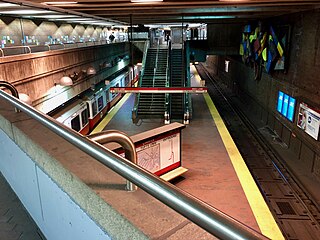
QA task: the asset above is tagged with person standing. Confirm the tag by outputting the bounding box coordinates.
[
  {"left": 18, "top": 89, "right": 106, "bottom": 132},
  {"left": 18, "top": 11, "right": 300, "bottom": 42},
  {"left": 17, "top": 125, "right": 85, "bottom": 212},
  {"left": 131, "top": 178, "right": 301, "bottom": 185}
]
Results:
[
  {"left": 109, "top": 32, "right": 115, "bottom": 43},
  {"left": 165, "top": 33, "right": 170, "bottom": 45}
]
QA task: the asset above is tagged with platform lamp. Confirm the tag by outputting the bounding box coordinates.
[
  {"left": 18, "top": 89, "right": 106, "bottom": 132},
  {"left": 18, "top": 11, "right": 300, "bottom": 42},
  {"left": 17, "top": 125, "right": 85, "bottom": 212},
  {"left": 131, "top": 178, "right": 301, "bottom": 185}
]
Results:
[
  {"left": 0, "top": 80, "right": 32, "bottom": 108},
  {"left": 86, "top": 66, "right": 97, "bottom": 75},
  {"left": 59, "top": 75, "right": 73, "bottom": 86}
]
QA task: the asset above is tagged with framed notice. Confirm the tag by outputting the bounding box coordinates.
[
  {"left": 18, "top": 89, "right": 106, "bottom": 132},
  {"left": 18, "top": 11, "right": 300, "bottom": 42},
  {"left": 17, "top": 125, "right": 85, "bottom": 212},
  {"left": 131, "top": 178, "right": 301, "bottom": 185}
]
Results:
[
  {"left": 107, "top": 123, "right": 186, "bottom": 177},
  {"left": 297, "top": 103, "right": 320, "bottom": 140}
]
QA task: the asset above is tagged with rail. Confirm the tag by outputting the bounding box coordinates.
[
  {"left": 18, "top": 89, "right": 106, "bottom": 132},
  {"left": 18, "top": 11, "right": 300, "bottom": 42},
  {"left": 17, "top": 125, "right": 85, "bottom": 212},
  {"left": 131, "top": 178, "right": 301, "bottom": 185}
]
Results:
[
  {"left": 165, "top": 41, "right": 171, "bottom": 124},
  {"left": 0, "top": 89, "right": 269, "bottom": 240},
  {"left": 88, "top": 130, "right": 137, "bottom": 191},
  {"left": 184, "top": 41, "right": 192, "bottom": 123},
  {"left": 0, "top": 40, "right": 113, "bottom": 57},
  {"left": 132, "top": 40, "right": 150, "bottom": 123}
]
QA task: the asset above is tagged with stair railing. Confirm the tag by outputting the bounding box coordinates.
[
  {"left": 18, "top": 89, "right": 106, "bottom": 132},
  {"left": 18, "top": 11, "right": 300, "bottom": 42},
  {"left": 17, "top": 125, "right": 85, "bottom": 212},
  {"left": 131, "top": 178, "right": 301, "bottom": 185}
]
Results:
[
  {"left": 150, "top": 44, "right": 160, "bottom": 108},
  {"left": 164, "top": 42, "right": 171, "bottom": 124},
  {"left": 132, "top": 40, "right": 150, "bottom": 123},
  {"left": 183, "top": 41, "right": 192, "bottom": 124},
  {"left": 0, "top": 89, "right": 269, "bottom": 240}
]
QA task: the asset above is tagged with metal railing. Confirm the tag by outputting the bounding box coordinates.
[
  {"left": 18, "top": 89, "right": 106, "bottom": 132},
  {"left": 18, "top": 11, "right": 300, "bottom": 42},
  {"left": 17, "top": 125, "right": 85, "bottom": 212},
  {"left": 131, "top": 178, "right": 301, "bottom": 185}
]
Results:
[
  {"left": 88, "top": 130, "right": 138, "bottom": 191},
  {"left": 0, "top": 89, "right": 269, "bottom": 240},
  {"left": 0, "top": 40, "right": 112, "bottom": 57},
  {"left": 165, "top": 41, "right": 171, "bottom": 124},
  {"left": 184, "top": 41, "right": 192, "bottom": 123},
  {"left": 132, "top": 40, "right": 150, "bottom": 122}
]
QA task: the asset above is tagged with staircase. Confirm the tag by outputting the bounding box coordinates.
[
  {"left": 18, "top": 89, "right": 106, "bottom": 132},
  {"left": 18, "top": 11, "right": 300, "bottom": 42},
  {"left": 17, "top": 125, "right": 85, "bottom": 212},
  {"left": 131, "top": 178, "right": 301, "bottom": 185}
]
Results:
[
  {"left": 170, "top": 48, "right": 185, "bottom": 120},
  {"left": 137, "top": 48, "right": 168, "bottom": 118}
]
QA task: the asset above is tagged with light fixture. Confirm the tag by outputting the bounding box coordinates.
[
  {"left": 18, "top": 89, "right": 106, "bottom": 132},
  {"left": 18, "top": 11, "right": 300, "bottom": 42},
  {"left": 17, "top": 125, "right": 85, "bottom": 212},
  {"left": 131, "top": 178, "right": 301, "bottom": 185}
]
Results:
[
  {"left": 0, "top": 80, "right": 32, "bottom": 105},
  {"left": 0, "top": 10, "right": 53, "bottom": 15},
  {"left": 18, "top": 93, "right": 33, "bottom": 105},
  {"left": 86, "top": 66, "right": 97, "bottom": 75},
  {"left": 59, "top": 76, "right": 73, "bottom": 86},
  {"left": 131, "top": 0, "right": 163, "bottom": 2},
  {"left": 43, "top": 1, "right": 78, "bottom": 5}
]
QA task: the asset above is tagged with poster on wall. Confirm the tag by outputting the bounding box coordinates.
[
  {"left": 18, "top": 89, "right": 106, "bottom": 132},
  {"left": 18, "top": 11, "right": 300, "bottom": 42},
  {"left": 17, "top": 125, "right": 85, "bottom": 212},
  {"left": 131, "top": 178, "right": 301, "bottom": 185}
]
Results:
[
  {"left": 297, "top": 103, "right": 320, "bottom": 140},
  {"left": 114, "top": 124, "right": 184, "bottom": 177},
  {"left": 134, "top": 132, "right": 180, "bottom": 175}
]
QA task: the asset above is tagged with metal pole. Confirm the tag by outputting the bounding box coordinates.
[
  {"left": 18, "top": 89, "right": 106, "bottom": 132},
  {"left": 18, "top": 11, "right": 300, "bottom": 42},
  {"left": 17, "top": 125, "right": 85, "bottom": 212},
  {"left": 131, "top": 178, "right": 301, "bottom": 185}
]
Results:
[
  {"left": 0, "top": 89, "right": 269, "bottom": 240},
  {"left": 88, "top": 130, "right": 138, "bottom": 191}
]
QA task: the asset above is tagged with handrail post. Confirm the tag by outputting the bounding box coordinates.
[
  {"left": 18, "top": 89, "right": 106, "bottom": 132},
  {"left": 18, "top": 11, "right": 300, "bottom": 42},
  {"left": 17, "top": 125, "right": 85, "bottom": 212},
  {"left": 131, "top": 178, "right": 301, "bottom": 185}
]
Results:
[
  {"left": 26, "top": 46, "right": 31, "bottom": 54},
  {"left": 0, "top": 81, "right": 19, "bottom": 112},
  {"left": 88, "top": 130, "right": 138, "bottom": 191}
]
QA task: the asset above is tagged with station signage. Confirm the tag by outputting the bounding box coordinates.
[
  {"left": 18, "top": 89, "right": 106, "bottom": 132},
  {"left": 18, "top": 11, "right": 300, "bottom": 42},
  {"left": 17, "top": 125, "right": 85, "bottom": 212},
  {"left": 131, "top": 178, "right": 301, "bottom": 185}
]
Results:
[
  {"left": 297, "top": 103, "right": 320, "bottom": 140},
  {"left": 107, "top": 123, "right": 186, "bottom": 177},
  {"left": 277, "top": 91, "right": 296, "bottom": 122}
]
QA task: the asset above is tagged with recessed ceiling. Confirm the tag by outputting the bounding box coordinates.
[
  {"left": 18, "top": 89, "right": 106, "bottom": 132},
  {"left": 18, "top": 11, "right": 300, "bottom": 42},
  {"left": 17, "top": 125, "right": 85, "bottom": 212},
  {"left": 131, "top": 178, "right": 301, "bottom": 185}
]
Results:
[{"left": 1, "top": 0, "right": 320, "bottom": 26}]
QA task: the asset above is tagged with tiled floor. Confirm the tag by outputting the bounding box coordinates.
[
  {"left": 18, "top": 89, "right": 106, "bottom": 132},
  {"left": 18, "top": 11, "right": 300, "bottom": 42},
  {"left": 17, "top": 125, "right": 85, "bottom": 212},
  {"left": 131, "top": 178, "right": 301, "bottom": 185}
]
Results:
[{"left": 0, "top": 173, "right": 44, "bottom": 240}]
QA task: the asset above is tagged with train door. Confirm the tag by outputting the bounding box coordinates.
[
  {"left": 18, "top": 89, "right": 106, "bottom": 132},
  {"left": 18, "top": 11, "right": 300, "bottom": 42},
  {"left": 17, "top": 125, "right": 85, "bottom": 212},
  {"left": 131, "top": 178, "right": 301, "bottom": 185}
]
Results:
[{"left": 79, "top": 107, "right": 90, "bottom": 134}]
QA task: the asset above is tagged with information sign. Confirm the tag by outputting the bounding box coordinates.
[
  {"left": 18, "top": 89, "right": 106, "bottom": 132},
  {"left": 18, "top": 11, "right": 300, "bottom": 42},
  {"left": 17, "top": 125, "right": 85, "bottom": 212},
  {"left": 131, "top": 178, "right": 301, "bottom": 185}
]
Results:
[
  {"left": 282, "top": 94, "right": 289, "bottom": 117},
  {"left": 107, "top": 123, "right": 185, "bottom": 177},
  {"left": 297, "top": 103, "right": 320, "bottom": 140},
  {"left": 277, "top": 91, "right": 284, "bottom": 113},
  {"left": 287, "top": 97, "right": 296, "bottom": 122},
  {"left": 277, "top": 91, "right": 296, "bottom": 122}
]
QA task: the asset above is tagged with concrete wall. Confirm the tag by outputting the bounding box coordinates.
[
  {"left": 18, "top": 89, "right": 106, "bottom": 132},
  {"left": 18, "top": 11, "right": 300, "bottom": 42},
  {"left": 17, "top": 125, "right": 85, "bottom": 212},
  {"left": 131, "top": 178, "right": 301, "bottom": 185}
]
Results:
[
  {"left": 0, "top": 97, "right": 147, "bottom": 240},
  {"left": 204, "top": 9, "right": 320, "bottom": 188},
  {"left": 206, "top": 23, "right": 242, "bottom": 55}
]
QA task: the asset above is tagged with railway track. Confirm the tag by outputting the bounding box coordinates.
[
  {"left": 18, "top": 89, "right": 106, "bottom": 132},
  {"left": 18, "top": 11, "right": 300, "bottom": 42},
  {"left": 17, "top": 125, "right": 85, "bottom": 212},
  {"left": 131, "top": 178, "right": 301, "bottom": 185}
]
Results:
[{"left": 196, "top": 64, "right": 320, "bottom": 240}]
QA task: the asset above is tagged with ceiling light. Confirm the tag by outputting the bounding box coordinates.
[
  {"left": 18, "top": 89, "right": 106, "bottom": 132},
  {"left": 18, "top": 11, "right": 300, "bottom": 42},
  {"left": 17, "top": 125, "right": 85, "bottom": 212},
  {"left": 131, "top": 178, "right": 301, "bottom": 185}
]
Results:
[
  {"left": 0, "top": 3, "right": 18, "bottom": 7},
  {"left": 86, "top": 66, "right": 96, "bottom": 75},
  {"left": 131, "top": 0, "right": 163, "bottom": 3},
  {"left": 43, "top": 2, "right": 78, "bottom": 5},
  {"left": 0, "top": 10, "right": 53, "bottom": 15},
  {"left": 32, "top": 14, "right": 78, "bottom": 19}
]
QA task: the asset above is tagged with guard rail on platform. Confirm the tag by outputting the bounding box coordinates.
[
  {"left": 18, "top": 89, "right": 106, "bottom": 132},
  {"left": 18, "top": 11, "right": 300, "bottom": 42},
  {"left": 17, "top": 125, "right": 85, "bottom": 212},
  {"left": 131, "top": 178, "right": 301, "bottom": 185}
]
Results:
[
  {"left": 0, "top": 40, "right": 112, "bottom": 57},
  {"left": 0, "top": 89, "right": 269, "bottom": 240}
]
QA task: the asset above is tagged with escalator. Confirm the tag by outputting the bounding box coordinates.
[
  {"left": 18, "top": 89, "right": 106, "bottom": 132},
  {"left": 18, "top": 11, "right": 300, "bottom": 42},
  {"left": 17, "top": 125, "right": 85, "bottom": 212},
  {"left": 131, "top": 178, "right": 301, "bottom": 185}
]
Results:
[
  {"left": 170, "top": 48, "right": 185, "bottom": 120},
  {"left": 136, "top": 48, "right": 168, "bottom": 119}
]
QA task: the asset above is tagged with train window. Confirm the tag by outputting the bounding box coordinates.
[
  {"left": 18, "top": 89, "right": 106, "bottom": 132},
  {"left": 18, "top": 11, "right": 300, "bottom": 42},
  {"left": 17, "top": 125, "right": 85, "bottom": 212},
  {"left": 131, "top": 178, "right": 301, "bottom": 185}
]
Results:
[
  {"left": 97, "top": 96, "right": 104, "bottom": 111},
  {"left": 111, "top": 83, "right": 120, "bottom": 99},
  {"left": 125, "top": 74, "right": 130, "bottom": 86},
  {"left": 81, "top": 108, "right": 89, "bottom": 126},
  {"left": 71, "top": 115, "right": 81, "bottom": 131},
  {"left": 92, "top": 101, "right": 98, "bottom": 116}
]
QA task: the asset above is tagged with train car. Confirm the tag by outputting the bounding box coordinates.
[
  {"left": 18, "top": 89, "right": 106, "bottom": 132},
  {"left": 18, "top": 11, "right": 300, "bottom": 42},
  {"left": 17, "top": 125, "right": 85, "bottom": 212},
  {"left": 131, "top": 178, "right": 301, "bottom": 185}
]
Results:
[
  {"left": 52, "top": 66, "right": 139, "bottom": 134},
  {"left": 52, "top": 99, "right": 90, "bottom": 135}
]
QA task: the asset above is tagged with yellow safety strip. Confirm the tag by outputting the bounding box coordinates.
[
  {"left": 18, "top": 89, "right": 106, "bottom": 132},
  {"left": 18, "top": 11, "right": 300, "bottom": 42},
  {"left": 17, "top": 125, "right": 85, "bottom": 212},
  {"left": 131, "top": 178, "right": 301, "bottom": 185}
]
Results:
[
  {"left": 203, "top": 93, "right": 284, "bottom": 240},
  {"left": 91, "top": 93, "right": 132, "bottom": 134}
]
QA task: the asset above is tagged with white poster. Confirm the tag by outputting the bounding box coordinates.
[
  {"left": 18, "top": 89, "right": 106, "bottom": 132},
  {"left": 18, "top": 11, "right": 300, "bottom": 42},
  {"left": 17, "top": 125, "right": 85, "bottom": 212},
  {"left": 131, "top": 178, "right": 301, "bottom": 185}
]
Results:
[
  {"left": 135, "top": 133, "right": 180, "bottom": 173},
  {"left": 119, "top": 132, "right": 181, "bottom": 174},
  {"left": 297, "top": 103, "right": 320, "bottom": 140}
]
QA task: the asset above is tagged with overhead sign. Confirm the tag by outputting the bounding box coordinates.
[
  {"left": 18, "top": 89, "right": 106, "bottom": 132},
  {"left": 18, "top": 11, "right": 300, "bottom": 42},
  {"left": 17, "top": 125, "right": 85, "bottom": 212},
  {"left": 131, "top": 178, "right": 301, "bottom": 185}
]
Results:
[
  {"left": 110, "top": 87, "right": 208, "bottom": 93},
  {"left": 297, "top": 103, "right": 320, "bottom": 140}
]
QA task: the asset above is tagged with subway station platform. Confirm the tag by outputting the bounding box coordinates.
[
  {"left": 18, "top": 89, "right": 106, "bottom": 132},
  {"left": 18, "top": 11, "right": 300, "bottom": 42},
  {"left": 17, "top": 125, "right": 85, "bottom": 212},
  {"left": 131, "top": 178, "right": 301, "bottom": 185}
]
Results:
[
  {"left": 85, "top": 65, "right": 284, "bottom": 239},
  {"left": 0, "top": 66, "right": 284, "bottom": 239}
]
